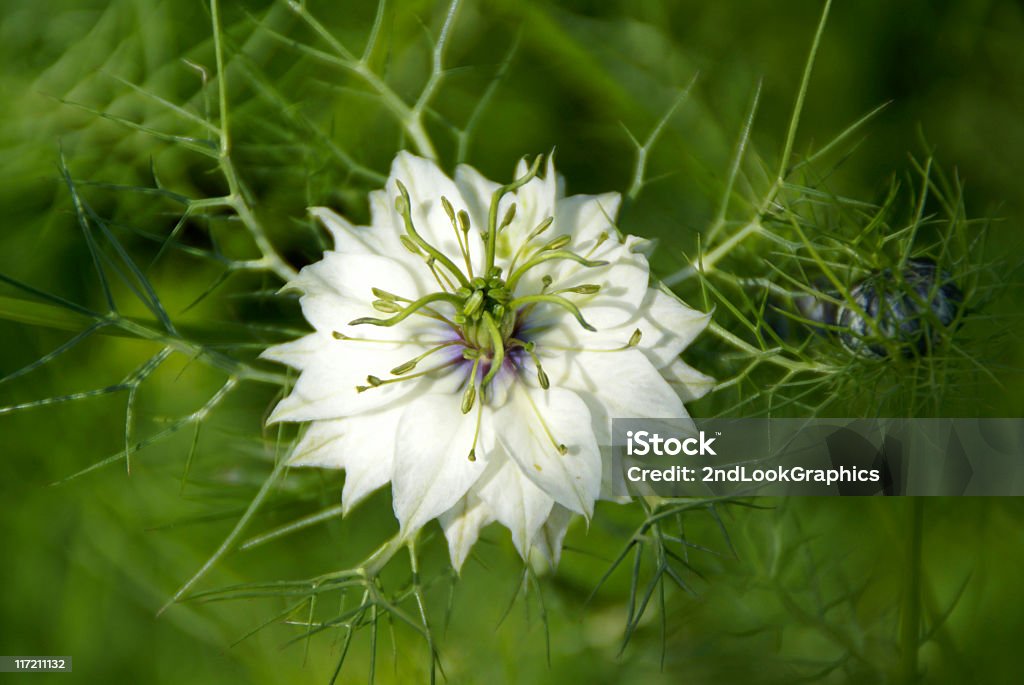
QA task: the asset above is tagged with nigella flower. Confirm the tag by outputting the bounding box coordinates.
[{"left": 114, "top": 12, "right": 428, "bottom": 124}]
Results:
[{"left": 263, "top": 152, "right": 712, "bottom": 570}]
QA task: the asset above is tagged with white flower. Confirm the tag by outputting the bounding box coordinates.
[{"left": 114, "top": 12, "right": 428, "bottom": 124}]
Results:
[{"left": 263, "top": 152, "right": 712, "bottom": 571}]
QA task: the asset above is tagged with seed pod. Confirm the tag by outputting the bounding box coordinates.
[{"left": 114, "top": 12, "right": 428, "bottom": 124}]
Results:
[{"left": 834, "top": 259, "right": 962, "bottom": 358}]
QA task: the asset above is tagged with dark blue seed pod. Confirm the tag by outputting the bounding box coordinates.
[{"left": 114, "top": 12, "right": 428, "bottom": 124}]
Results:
[{"left": 835, "top": 259, "right": 962, "bottom": 358}]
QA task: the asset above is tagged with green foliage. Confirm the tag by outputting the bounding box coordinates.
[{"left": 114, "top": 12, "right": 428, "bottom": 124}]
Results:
[{"left": 2, "top": 1, "right": 1024, "bottom": 684}]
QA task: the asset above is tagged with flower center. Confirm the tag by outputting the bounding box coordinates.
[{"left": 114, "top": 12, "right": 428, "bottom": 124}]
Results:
[{"left": 343, "top": 155, "right": 615, "bottom": 419}]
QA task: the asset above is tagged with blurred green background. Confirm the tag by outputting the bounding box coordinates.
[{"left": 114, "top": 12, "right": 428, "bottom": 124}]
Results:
[{"left": 2, "top": 0, "right": 1023, "bottom": 683}]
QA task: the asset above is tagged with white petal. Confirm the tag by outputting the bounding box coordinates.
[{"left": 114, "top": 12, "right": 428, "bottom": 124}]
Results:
[
  {"left": 266, "top": 340, "right": 464, "bottom": 422},
  {"left": 499, "top": 156, "right": 558, "bottom": 255},
  {"left": 517, "top": 235, "right": 650, "bottom": 330},
  {"left": 553, "top": 192, "right": 621, "bottom": 244},
  {"left": 454, "top": 164, "right": 500, "bottom": 232},
  {"left": 495, "top": 385, "right": 601, "bottom": 517},
  {"left": 392, "top": 394, "right": 490, "bottom": 534},
  {"left": 309, "top": 207, "right": 378, "bottom": 254},
  {"left": 632, "top": 287, "right": 710, "bottom": 368},
  {"left": 289, "top": 408, "right": 404, "bottom": 513},
  {"left": 532, "top": 504, "right": 574, "bottom": 568},
  {"left": 289, "top": 418, "right": 347, "bottom": 467},
  {"left": 261, "top": 332, "right": 325, "bottom": 371},
  {"left": 477, "top": 453, "right": 554, "bottom": 558},
  {"left": 438, "top": 493, "right": 493, "bottom": 572},
  {"left": 299, "top": 289, "right": 449, "bottom": 343},
  {"left": 387, "top": 152, "right": 485, "bottom": 273},
  {"left": 531, "top": 286, "right": 710, "bottom": 370},
  {"left": 661, "top": 358, "right": 716, "bottom": 403},
  {"left": 541, "top": 347, "right": 686, "bottom": 444},
  {"left": 292, "top": 251, "right": 425, "bottom": 304}
]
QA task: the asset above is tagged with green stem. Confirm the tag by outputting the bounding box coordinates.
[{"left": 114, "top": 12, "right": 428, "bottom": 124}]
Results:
[
  {"left": 350, "top": 292, "right": 463, "bottom": 327},
  {"left": 481, "top": 311, "right": 505, "bottom": 386},
  {"left": 899, "top": 497, "right": 924, "bottom": 684},
  {"left": 505, "top": 250, "right": 606, "bottom": 293},
  {"left": 485, "top": 155, "right": 543, "bottom": 272},
  {"left": 362, "top": 533, "right": 406, "bottom": 577}
]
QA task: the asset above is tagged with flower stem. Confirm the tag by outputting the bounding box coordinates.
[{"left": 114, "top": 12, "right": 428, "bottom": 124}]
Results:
[
  {"left": 362, "top": 533, "right": 406, "bottom": 577},
  {"left": 899, "top": 497, "right": 924, "bottom": 684}
]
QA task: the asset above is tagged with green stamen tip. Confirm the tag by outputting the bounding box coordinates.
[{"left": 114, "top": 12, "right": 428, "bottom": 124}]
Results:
[
  {"left": 530, "top": 217, "right": 554, "bottom": 240},
  {"left": 373, "top": 299, "right": 402, "bottom": 313},
  {"left": 400, "top": 235, "right": 421, "bottom": 255},
  {"left": 538, "top": 367, "right": 550, "bottom": 389},
  {"left": 557, "top": 444, "right": 568, "bottom": 455},
  {"left": 567, "top": 284, "right": 601, "bottom": 294},
  {"left": 545, "top": 235, "right": 571, "bottom": 251},
  {"left": 372, "top": 287, "right": 399, "bottom": 300},
  {"left": 391, "top": 360, "right": 418, "bottom": 375},
  {"left": 461, "top": 384, "right": 476, "bottom": 414},
  {"left": 500, "top": 203, "right": 517, "bottom": 229},
  {"left": 464, "top": 290, "right": 484, "bottom": 317},
  {"left": 332, "top": 331, "right": 349, "bottom": 340},
  {"left": 468, "top": 448, "right": 476, "bottom": 462},
  {"left": 441, "top": 196, "right": 456, "bottom": 223},
  {"left": 366, "top": 375, "right": 383, "bottom": 387},
  {"left": 394, "top": 194, "right": 409, "bottom": 215},
  {"left": 628, "top": 329, "right": 643, "bottom": 347},
  {"left": 457, "top": 210, "right": 471, "bottom": 233},
  {"left": 356, "top": 385, "right": 369, "bottom": 393}
]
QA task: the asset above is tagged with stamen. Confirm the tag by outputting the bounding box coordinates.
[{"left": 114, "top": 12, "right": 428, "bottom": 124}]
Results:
[
  {"left": 467, "top": 395, "right": 484, "bottom": 461},
  {"left": 522, "top": 387, "right": 569, "bottom": 456},
  {"left": 349, "top": 292, "right": 462, "bottom": 327},
  {"left": 442, "top": 195, "right": 475, "bottom": 280},
  {"left": 394, "top": 180, "right": 470, "bottom": 288},
  {"left": 507, "top": 216, "right": 555, "bottom": 275},
  {"left": 535, "top": 329, "right": 643, "bottom": 354},
  {"left": 529, "top": 217, "right": 555, "bottom": 240},
  {"left": 507, "top": 294, "right": 597, "bottom": 332},
  {"left": 542, "top": 235, "right": 571, "bottom": 251},
  {"left": 505, "top": 251, "right": 608, "bottom": 292},
  {"left": 332, "top": 331, "right": 450, "bottom": 346},
  {"left": 372, "top": 299, "right": 403, "bottom": 313},
  {"left": 556, "top": 284, "right": 601, "bottom": 295},
  {"left": 371, "top": 288, "right": 404, "bottom": 301},
  {"left": 390, "top": 341, "right": 461, "bottom": 375},
  {"left": 463, "top": 290, "right": 485, "bottom": 317},
  {"left": 584, "top": 232, "right": 610, "bottom": 259},
  {"left": 441, "top": 196, "right": 456, "bottom": 224},
  {"left": 485, "top": 155, "right": 544, "bottom": 273},
  {"left": 499, "top": 203, "right": 517, "bottom": 230},
  {"left": 355, "top": 358, "right": 461, "bottom": 393},
  {"left": 400, "top": 235, "right": 422, "bottom": 255},
  {"left": 522, "top": 342, "right": 550, "bottom": 389},
  {"left": 461, "top": 357, "right": 480, "bottom": 414},
  {"left": 427, "top": 257, "right": 457, "bottom": 293},
  {"left": 480, "top": 312, "right": 506, "bottom": 387}
]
